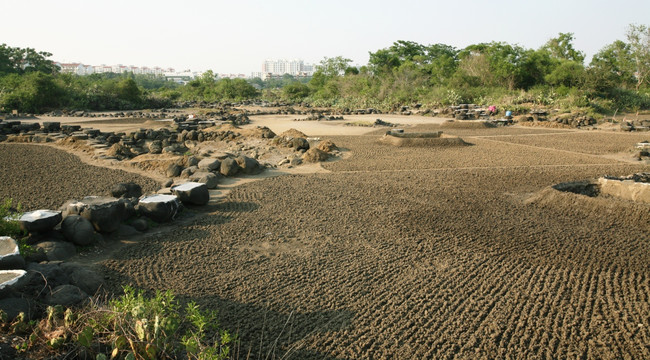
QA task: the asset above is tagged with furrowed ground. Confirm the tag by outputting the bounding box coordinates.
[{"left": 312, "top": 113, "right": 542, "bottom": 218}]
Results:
[{"left": 99, "top": 126, "right": 649, "bottom": 359}]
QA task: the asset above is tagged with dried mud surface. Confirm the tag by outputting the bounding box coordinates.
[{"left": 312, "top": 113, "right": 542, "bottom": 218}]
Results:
[
  {"left": 0, "top": 144, "right": 159, "bottom": 210},
  {"left": 99, "top": 128, "right": 649, "bottom": 359}
]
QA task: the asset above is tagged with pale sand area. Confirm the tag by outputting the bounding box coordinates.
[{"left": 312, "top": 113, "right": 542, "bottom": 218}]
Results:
[
  {"left": 245, "top": 114, "right": 451, "bottom": 136},
  {"left": 24, "top": 113, "right": 451, "bottom": 136}
]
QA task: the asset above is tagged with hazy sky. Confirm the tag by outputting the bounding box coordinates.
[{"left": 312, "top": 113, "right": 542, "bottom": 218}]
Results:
[{"left": 2, "top": 0, "right": 649, "bottom": 74}]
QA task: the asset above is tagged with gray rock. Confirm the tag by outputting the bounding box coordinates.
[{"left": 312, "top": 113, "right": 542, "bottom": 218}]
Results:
[
  {"left": 166, "top": 163, "right": 182, "bottom": 177},
  {"left": 34, "top": 241, "right": 76, "bottom": 261},
  {"left": 187, "top": 156, "right": 200, "bottom": 167},
  {"left": 149, "top": 140, "right": 163, "bottom": 154},
  {"left": 180, "top": 166, "right": 198, "bottom": 178},
  {"left": 66, "top": 196, "right": 125, "bottom": 233},
  {"left": 25, "top": 263, "right": 70, "bottom": 288},
  {"left": 0, "top": 237, "right": 25, "bottom": 270},
  {"left": 61, "top": 215, "right": 95, "bottom": 246},
  {"left": 162, "top": 179, "right": 174, "bottom": 188},
  {"left": 191, "top": 171, "right": 220, "bottom": 189},
  {"left": 45, "top": 285, "right": 88, "bottom": 306},
  {"left": 236, "top": 156, "right": 264, "bottom": 175},
  {"left": 18, "top": 210, "right": 62, "bottom": 233},
  {"left": 137, "top": 194, "right": 180, "bottom": 222},
  {"left": 111, "top": 182, "right": 143, "bottom": 199},
  {"left": 220, "top": 158, "right": 240, "bottom": 177},
  {"left": 0, "top": 297, "right": 33, "bottom": 321},
  {"left": 198, "top": 158, "right": 221, "bottom": 171},
  {"left": 290, "top": 157, "right": 303, "bottom": 166},
  {"left": 172, "top": 182, "right": 209, "bottom": 205},
  {"left": 131, "top": 218, "right": 148, "bottom": 232},
  {"left": 292, "top": 137, "right": 310, "bottom": 151},
  {"left": 60, "top": 263, "right": 104, "bottom": 295}
]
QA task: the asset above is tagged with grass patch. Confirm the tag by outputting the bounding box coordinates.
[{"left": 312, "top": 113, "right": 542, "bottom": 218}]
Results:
[{"left": 3, "top": 286, "right": 234, "bottom": 359}]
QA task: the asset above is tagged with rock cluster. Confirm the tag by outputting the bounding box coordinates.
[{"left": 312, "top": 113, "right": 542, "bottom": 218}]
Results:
[{"left": 0, "top": 179, "right": 214, "bottom": 316}]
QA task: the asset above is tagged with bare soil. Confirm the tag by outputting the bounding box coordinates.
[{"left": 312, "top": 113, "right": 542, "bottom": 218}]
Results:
[
  {"left": 1, "top": 118, "right": 649, "bottom": 359},
  {"left": 0, "top": 144, "right": 159, "bottom": 211}
]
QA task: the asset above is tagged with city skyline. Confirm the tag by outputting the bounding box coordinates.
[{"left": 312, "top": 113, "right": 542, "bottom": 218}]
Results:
[{"left": 2, "top": 0, "right": 650, "bottom": 74}]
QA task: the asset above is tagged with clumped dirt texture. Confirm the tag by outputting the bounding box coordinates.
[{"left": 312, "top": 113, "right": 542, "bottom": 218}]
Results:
[
  {"left": 97, "top": 127, "right": 649, "bottom": 359},
  {"left": 0, "top": 144, "right": 159, "bottom": 210}
]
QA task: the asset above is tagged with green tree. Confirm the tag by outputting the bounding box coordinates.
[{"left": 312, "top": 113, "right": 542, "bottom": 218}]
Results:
[
  {"left": 283, "top": 81, "right": 311, "bottom": 101},
  {"left": 589, "top": 40, "right": 636, "bottom": 91},
  {"left": 626, "top": 24, "right": 650, "bottom": 90},
  {"left": 0, "top": 72, "right": 63, "bottom": 112},
  {"left": 316, "top": 56, "right": 353, "bottom": 78},
  {"left": 541, "top": 32, "right": 585, "bottom": 63},
  {"left": 115, "top": 78, "right": 142, "bottom": 103},
  {"left": 0, "top": 44, "right": 57, "bottom": 75}
]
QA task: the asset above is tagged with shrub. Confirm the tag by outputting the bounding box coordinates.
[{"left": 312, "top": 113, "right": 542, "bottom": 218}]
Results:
[{"left": 6, "top": 286, "right": 233, "bottom": 359}]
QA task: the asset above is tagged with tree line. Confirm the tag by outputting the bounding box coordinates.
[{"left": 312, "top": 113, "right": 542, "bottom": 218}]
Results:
[{"left": 1, "top": 24, "right": 649, "bottom": 114}]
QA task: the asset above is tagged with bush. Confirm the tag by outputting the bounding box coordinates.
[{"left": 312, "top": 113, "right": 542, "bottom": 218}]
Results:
[{"left": 6, "top": 286, "right": 233, "bottom": 359}]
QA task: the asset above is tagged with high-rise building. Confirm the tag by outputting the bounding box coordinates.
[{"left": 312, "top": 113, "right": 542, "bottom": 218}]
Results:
[{"left": 261, "top": 59, "right": 314, "bottom": 79}]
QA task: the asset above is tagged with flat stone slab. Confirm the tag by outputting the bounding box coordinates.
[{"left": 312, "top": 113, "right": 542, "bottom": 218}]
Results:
[
  {"left": 138, "top": 194, "right": 180, "bottom": 222},
  {"left": 18, "top": 210, "right": 62, "bottom": 233},
  {"left": 0, "top": 270, "right": 27, "bottom": 298},
  {"left": 0, "top": 237, "right": 24, "bottom": 270},
  {"left": 172, "top": 182, "right": 209, "bottom": 205}
]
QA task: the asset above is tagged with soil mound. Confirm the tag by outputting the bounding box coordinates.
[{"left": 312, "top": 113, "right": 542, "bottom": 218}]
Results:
[
  {"left": 440, "top": 120, "right": 496, "bottom": 129},
  {"left": 379, "top": 132, "right": 469, "bottom": 147},
  {"left": 526, "top": 186, "right": 649, "bottom": 230},
  {"left": 280, "top": 128, "right": 308, "bottom": 138}
]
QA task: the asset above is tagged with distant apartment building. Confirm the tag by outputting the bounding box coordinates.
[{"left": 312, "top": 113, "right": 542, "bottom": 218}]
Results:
[
  {"left": 260, "top": 59, "right": 314, "bottom": 79},
  {"left": 57, "top": 63, "right": 94, "bottom": 76},
  {"left": 56, "top": 62, "right": 173, "bottom": 76}
]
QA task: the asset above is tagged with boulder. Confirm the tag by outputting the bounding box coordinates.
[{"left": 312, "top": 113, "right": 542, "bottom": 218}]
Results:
[
  {"left": 0, "top": 297, "right": 33, "bottom": 321},
  {"left": 172, "top": 182, "right": 209, "bottom": 205},
  {"left": 34, "top": 241, "right": 76, "bottom": 261},
  {"left": 190, "top": 171, "right": 220, "bottom": 189},
  {"left": 18, "top": 210, "right": 62, "bottom": 233},
  {"left": 180, "top": 166, "right": 198, "bottom": 178},
  {"left": 131, "top": 218, "right": 148, "bottom": 232},
  {"left": 44, "top": 284, "right": 88, "bottom": 306},
  {"left": 137, "top": 194, "right": 180, "bottom": 222},
  {"left": 111, "top": 182, "right": 143, "bottom": 199},
  {"left": 149, "top": 140, "right": 163, "bottom": 154},
  {"left": 61, "top": 215, "right": 96, "bottom": 246},
  {"left": 220, "top": 158, "right": 241, "bottom": 176},
  {"left": 66, "top": 196, "right": 126, "bottom": 233},
  {"left": 0, "top": 270, "right": 27, "bottom": 298},
  {"left": 186, "top": 156, "right": 200, "bottom": 167},
  {"left": 292, "top": 137, "right": 310, "bottom": 151},
  {"left": 60, "top": 263, "right": 103, "bottom": 295},
  {"left": 236, "top": 156, "right": 264, "bottom": 175},
  {"left": 41, "top": 122, "right": 61, "bottom": 132},
  {"left": 0, "top": 237, "right": 24, "bottom": 270},
  {"left": 198, "top": 158, "right": 221, "bottom": 171},
  {"left": 25, "top": 263, "right": 70, "bottom": 290},
  {"left": 166, "top": 163, "right": 183, "bottom": 177},
  {"left": 106, "top": 143, "right": 133, "bottom": 159}
]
